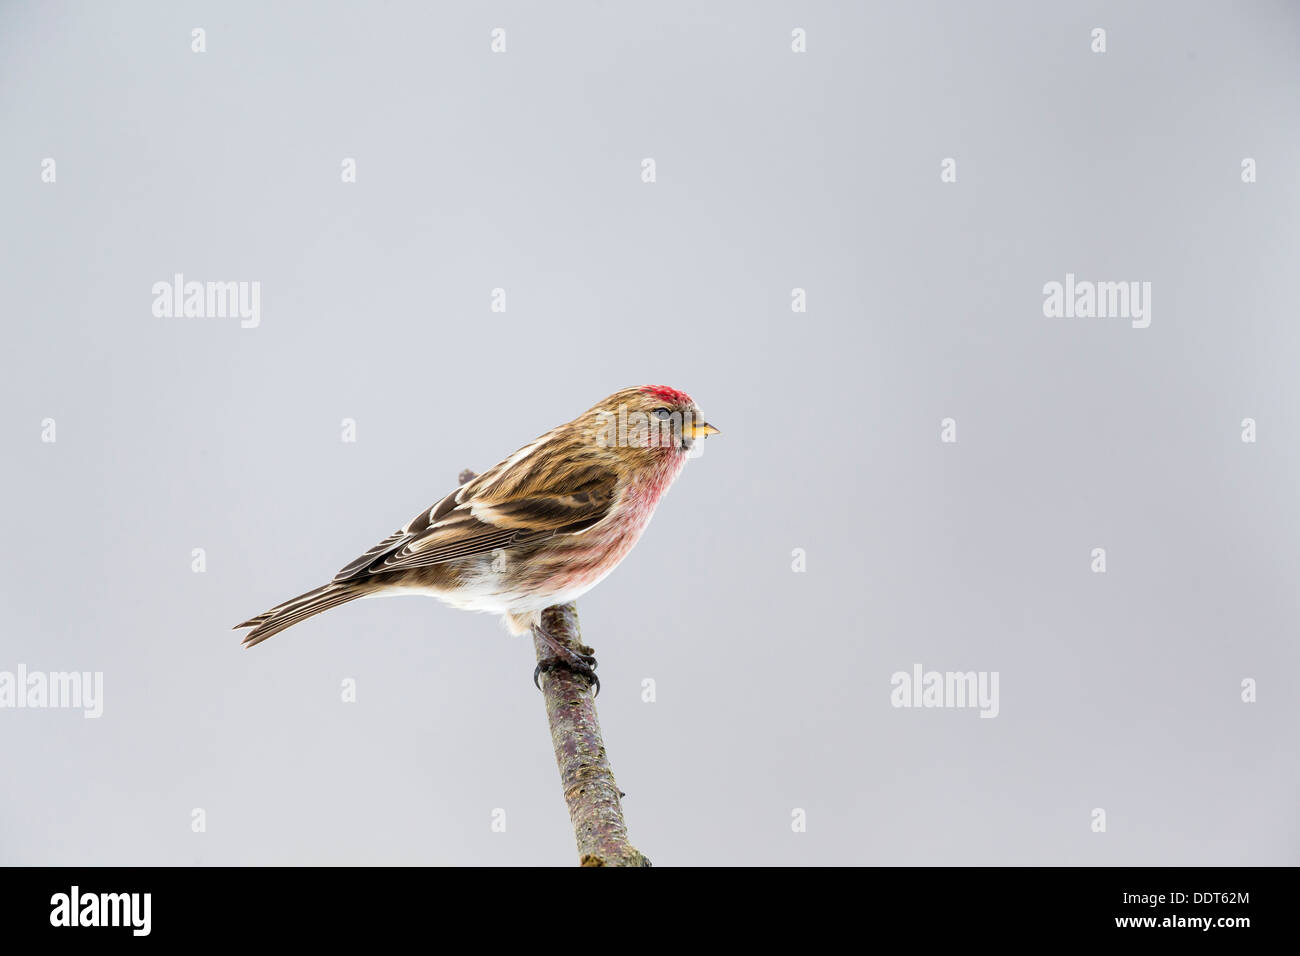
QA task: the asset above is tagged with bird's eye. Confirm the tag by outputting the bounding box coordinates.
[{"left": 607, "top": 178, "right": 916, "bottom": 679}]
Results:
[{"left": 653, "top": 407, "right": 672, "bottom": 420}]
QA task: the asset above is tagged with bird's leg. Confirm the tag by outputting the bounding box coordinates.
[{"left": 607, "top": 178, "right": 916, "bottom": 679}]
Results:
[{"left": 532, "top": 620, "right": 599, "bottom": 697}]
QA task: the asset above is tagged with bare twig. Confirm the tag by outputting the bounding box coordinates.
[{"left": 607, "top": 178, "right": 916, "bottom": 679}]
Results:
[
  {"left": 532, "top": 604, "right": 650, "bottom": 867},
  {"left": 460, "top": 469, "right": 649, "bottom": 867}
]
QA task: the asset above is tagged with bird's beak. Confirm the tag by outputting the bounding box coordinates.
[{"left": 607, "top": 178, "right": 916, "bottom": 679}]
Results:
[{"left": 688, "top": 422, "right": 720, "bottom": 439}]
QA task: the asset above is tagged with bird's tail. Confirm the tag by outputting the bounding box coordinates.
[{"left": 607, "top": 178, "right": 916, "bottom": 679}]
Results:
[{"left": 234, "top": 582, "right": 367, "bottom": 648}]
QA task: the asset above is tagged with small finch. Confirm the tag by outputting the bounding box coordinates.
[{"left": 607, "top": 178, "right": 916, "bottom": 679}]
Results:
[{"left": 234, "top": 386, "right": 718, "bottom": 680}]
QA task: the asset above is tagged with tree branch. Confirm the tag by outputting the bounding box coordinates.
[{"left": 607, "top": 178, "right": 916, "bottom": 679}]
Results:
[
  {"left": 459, "top": 469, "right": 649, "bottom": 867},
  {"left": 532, "top": 604, "right": 650, "bottom": 867}
]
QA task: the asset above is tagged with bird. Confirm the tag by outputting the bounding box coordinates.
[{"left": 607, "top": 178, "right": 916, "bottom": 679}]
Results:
[{"left": 234, "top": 385, "right": 718, "bottom": 685}]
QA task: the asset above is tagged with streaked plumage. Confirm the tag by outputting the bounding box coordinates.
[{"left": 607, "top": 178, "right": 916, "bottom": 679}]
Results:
[{"left": 235, "top": 386, "right": 717, "bottom": 647}]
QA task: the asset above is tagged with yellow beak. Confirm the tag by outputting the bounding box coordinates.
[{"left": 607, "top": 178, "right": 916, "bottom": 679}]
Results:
[{"left": 688, "top": 422, "right": 720, "bottom": 439}]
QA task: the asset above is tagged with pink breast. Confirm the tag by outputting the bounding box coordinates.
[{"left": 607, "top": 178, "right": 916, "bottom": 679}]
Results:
[{"left": 537, "top": 454, "right": 686, "bottom": 593}]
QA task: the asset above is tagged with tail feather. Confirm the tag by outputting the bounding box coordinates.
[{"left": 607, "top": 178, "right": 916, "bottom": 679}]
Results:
[{"left": 234, "top": 583, "right": 366, "bottom": 647}]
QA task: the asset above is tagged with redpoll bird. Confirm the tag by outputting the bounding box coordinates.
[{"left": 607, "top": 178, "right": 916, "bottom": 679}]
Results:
[{"left": 234, "top": 386, "right": 718, "bottom": 681}]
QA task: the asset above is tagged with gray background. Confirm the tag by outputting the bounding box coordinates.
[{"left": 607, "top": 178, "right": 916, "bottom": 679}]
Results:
[{"left": 2, "top": 0, "right": 1298, "bottom": 866}]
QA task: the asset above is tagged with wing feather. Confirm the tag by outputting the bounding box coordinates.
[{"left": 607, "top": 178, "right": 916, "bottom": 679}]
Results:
[{"left": 331, "top": 465, "right": 619, "bottom": 582}]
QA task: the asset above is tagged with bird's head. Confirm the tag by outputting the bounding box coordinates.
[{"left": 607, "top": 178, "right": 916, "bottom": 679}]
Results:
[{"left": 581, "top": 385, "right": 719, "bottom": 467}]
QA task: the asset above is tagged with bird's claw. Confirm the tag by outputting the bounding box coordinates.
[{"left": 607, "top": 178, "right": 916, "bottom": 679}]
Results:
[
  {"left": 532, "top": 621, "right": 599, "bottom": 695},
  {"left": 533, "top": 656, "right": 600, "bottom": 697}
]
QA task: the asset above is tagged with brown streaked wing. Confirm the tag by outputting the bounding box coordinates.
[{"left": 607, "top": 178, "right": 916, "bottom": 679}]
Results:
[{"left": 333, "top": 466, "right": 619, "bottom": 580}]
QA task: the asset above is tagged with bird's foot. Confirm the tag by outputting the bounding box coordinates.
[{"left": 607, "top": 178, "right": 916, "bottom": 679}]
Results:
[
  {"left": 532, "top": 626, "right": 600, "bottom": 696},
  {"left": 533, "top": 657, "right": 600, "bottom": 697}
]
